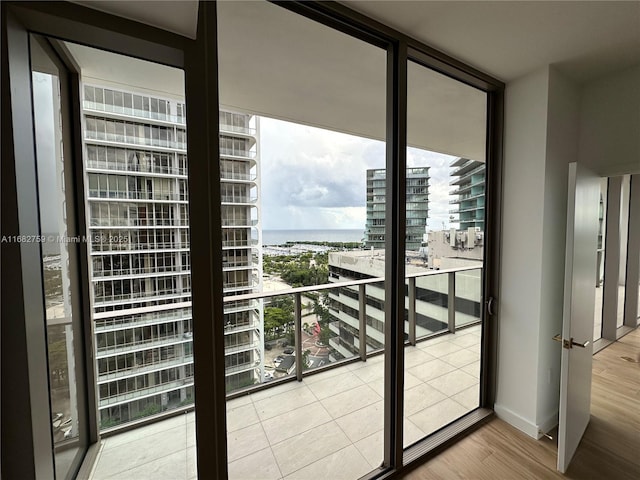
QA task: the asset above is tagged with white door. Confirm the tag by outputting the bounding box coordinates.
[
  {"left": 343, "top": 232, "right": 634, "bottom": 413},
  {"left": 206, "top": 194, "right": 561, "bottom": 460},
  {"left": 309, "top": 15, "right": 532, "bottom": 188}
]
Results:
[{"left": 557, "top": 162, "right": 600, "bottom": 472}]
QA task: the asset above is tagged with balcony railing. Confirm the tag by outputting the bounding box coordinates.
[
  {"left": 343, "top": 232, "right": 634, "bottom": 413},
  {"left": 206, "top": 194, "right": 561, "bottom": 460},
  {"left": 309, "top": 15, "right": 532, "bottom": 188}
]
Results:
[
  {"left": 84, "top": 101, "right": 186, "bottom": 125},
  {"left": 99, "top": 265, "right": 480, "bottom": 434},
  {"left": 97, "top": 354, "right": 194, "bottom": 383},
  {"left": 223, "top": 265, "right": 482, "bottom": 388},
  {"left": 86, "top": 160, "right": 188, "bottom": 177},
  {"left": 219, "top": 148, "right": 257, "bottom": 158},
  {"left": 219, "top": 123, "right": 257, "bottom": 136},
  {"left": 99, "top": 378, "right": 194, "bottom": 408},
  {"left": 96, "top": 333, "right": 192, "bottom": 357}
]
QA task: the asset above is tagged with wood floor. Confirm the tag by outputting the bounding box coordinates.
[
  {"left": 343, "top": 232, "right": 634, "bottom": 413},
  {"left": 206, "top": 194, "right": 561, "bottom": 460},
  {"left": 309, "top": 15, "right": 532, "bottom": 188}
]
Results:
[{"left": 403, "top": 327, "right": 640, "bottom": 480}]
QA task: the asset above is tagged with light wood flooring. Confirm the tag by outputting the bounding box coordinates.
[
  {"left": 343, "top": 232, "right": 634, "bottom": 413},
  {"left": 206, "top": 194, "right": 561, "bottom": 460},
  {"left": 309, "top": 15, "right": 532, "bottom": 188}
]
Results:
[{"left": 403, "top": 327, "right": 640, "bottom": 480}]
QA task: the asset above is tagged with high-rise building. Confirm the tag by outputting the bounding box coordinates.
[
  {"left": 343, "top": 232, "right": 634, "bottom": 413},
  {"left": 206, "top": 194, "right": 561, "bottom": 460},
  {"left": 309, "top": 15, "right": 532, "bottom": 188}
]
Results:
[
  {"left": 82, "top": 84, "right": 263, "bottom": 427},
  {"left": 449, "top": 158, "right": 485, "bottom": 230},
  {"left": 326, "top": 250, "right": 482, "bottom": 359},
  {"left": 364, "top": 167, "right": 430, "bottom": 251},
  {"left": 218, "top": 111, "right": 264, "bottom": 393}
]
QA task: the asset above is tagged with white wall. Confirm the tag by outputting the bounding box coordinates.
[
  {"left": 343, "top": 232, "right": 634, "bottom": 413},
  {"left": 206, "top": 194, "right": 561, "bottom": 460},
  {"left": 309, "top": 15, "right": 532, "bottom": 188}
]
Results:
[
  {"left": 497, "top": 63, "right": 639, "bottom": 438},
  {"left": 536, "top": 68, "right": 580, "bottom": 431},
  {"left": 495, "top": 67, "right": 549, "bottom": 436},
  {"left": 497, "top": 66, "right": 582, "bottom": 437},
  {"left": 579, "top": 65, "right": 640, "bottom": 176}
]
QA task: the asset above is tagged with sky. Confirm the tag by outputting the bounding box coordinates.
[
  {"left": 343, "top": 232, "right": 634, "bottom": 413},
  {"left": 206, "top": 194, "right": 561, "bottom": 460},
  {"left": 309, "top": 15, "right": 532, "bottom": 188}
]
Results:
[{"left": 259, "top": 116, "right": 457, "bottom": 232}]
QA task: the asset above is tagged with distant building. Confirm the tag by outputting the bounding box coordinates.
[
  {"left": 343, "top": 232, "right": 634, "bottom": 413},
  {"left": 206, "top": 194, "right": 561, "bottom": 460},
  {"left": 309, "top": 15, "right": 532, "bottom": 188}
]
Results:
[
  {"left": 425, "top": 228, "right": 484, "bottom": 270},
  {"left": 449, "top": 158, "right": 485, "bottom": 230},
  {"left": 364, "top": 167, "right": 430, "bottom": 251},
  {"left": 83, "top": 81, "right": 263, "bottom": 427},
  {"left": 326, "top": 248, "right": 481, "bottom": 360}
]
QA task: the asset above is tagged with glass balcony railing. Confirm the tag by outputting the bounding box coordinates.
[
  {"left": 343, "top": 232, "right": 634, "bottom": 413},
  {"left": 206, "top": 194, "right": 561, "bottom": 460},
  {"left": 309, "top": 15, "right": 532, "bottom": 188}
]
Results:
[
  {"left": 96, "top": 265, "right": 481, "bottom": 437},
  {"left": 222, "top": 265, "right": 482, "bottom": 398}
]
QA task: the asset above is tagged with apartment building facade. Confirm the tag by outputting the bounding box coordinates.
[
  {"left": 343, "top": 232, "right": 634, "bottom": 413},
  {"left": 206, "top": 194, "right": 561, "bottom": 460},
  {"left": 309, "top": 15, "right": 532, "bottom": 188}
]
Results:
[
  {"left": 82, "top": 85, "right": 263, "bottom": 427},
  {"left": 364, "top": 167, "right": 430, "bottom": 251},
  {"left": 326, "top": 250, "right": 482, "bottom": 360},
  {"left": 449, "top": 158, "right": 485, "bottom": 230}
]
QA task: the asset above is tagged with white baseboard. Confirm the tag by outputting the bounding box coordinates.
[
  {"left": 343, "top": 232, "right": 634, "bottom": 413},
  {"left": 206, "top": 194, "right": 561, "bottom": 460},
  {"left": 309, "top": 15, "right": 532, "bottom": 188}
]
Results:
[{"left": 494, "top": 403, "right": 542, "bottom": 439}]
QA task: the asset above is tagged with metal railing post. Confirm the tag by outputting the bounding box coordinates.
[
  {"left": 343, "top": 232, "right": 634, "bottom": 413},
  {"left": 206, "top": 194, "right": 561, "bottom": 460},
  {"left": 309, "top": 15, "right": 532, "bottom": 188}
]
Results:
[
  {"left": 448, "top": 272, "right": 456, "bottom": 333},
  {"left": 408, "top": 277, "right": 416, "bottom": 345},
  {"left": 294, "top": 292, "right": 303, "bottom": 381},
  {"left": 359, "top": 284, "right": 367, "bottom": 361}
]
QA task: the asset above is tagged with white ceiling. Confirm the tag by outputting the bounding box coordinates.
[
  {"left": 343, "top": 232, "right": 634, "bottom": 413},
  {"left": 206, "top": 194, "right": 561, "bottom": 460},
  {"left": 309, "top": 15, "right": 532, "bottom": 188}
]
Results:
[
  {"left": 349, "top": 0, "right": 640, "bottom": 83},
  {"left": 72, "top": 0, "right": 638, "bottom": 160},
  {"left": 77, "top": 1, "right": 640, "bottom": 83}
]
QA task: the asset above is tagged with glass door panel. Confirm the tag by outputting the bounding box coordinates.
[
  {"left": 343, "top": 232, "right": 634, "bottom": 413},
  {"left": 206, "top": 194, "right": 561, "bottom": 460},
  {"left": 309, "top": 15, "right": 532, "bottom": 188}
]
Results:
[
  {"left": 31, "top": 35, "right": 86, "bottom": 480},
  {"left": 217, "top": 1, "right": 387, "bottom": 476},
  {"left": 403, "top": 59, "right": 487, "bottom": 448}
]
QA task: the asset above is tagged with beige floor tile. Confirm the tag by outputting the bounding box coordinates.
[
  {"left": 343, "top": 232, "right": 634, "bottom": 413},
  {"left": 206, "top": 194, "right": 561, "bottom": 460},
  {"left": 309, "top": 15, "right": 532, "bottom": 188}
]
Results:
[
  {"left": 248, "top": 378, "right": 306, "bottom": 403},
  {"left": 335, "top": 400, "right": 384, "bottom": 443},
  {"left": 466, "top": 342, "right": 482, "bottom": 354},
  {"left": 104, "top": 449, "right": 188, "bottom": 480},
  {"left": 408, "top": 398, "right": 468, "bottom": 436},
  {"left": 284, "top": 444, "right": 372, "bottom": 480},
  {"left": 320, "top": 384, "right": 381, "bottom": 419},
  {"left": 451, "top": 384, "right": 480, "bottom": 410},
  {"left": 303, "top": 362, "right": 354, "bottom": 384},
  {"left": 407, "top": 358, "right": 457, "bottom": 383},
  {"left": 450, "top": 333, "right": 481, "bottom": 348},
  {"left": 226, "top": 394, "right": 253, "bottom": 408},
  {"left": 186, "top": 446, "right": 196, "bottom": 479},
  {"left": 404, "top": 382, "right": 448, "bottom": 416},
  {"left": 422, "top": 340, "right": 465, "bottom": 358},
  {"left": 428, "top": 369, "right": 478, "bottom": 397},
  {"left": 417, "top": 333, "right": 454, "bottom": 347},
  {"left": 102, "top": 414, "right": 187, "bottom": 449},
  {"left": 271, "top": 421, "right": 350, "bottom": 476},
  {"left": 253, "top": 385, "right": 317, "bottom": 421},
  {"left": 354, "top": 430, "right": 383, "bottom": 469},
  {"left": 186, "top": 420, "right": 195, "bottom": 447},
  {"left": 226, "top": 402, "right": 260, "bottom": 432},
  {"left": 306, "top": 370, "right": 365, "bottom": 400},
  {"left": 440, "top": 348, "right": 480, "bottom": 368},
  {"left": 351, "top": 361, "right": 384, "bottom": 383},
  {"left": 92, "top": 425, "right": 188, "bottom": 478},
  {"left": 403, "top": 418, "right": 427, "bottom": 447},
  {"left": 404, "top": 347, "right": 436, "bottom": 369},
  {"left": 261, "top": 402, "right": 332, "bottom": 445},
  {"left": 227, "top": 422, "right": 270, "bottom": 463},
  {"left": 228, "top": 446, "right": 282, "bottom": 480},
  {"left": 461, "top": 360, "right": 481, "bottom": 377}
]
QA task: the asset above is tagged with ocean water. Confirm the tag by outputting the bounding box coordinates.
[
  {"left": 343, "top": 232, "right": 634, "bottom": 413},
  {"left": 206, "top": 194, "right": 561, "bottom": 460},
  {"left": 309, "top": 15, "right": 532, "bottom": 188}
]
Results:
[{"left": 262, "top": 229, "right": 364, "bottom": 245}]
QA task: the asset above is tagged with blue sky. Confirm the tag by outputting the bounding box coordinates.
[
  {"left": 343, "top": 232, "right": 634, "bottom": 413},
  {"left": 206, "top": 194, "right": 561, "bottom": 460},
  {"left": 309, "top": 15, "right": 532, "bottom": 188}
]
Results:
[{"left": 259, "top": 116, "right": 456, "bottom": 231}]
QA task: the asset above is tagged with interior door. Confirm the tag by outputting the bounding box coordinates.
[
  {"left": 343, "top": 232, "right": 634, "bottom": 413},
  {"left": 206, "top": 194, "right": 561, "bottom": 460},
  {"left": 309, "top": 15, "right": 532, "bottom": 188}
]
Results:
[{"left": 557, "top": 162, "right": 600, "bottom": 472}]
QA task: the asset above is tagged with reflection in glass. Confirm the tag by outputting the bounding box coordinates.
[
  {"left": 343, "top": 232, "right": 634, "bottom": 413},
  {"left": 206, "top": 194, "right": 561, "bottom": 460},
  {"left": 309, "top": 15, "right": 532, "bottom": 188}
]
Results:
[
  {"left": 403, "top": 60, "right": 486, "bottom": 448},
  {"left": 594, "top": 179, "right": 607, "bottom": 341},
  {"left": 616, "top": 175, "right": 631, "bottom": 328},
  {"left": 33, "top": 68, "right": 81, "bottom": 478},
  {"left": 218, "top": 1, "right": 386, "bottom": 476}
]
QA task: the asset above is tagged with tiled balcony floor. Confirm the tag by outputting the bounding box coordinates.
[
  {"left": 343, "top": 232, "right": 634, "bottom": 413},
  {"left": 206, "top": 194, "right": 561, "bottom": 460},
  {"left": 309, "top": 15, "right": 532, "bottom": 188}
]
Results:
[{"left": 89, "top": 325, "right": 481, "bottom": 480}]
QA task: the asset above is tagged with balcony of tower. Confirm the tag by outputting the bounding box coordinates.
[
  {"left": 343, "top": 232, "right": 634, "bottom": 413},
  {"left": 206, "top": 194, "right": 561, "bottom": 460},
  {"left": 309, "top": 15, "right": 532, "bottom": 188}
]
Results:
[
  {"left": 83, "top": 99, "right": 186, "bottom": 126},
  {"left": 93, "top": 302, "right": 191, "bottom": 323},
  {"left": 85, "top": 162, "right": 188, "bottom": 179},
  {"left": 219, "top": 122, "right": 258, "bottom": 140},
  {"left": 98, "top": 378, "right": 195, "bottom": 409},
  {"left": 92, "top": 291, "right": 192, "bottom": 309},
  {"left": 85, "top": 133, "right": 187, "bottom": 154},
  {"left": 450, "top": 159, "right": 480, "bottom": 176},
  {"left": 96, "top": 333, "right": 193, "bottom": 358},
  {"left": 96, "top": 354, "right": 194, "bottom": 384}
]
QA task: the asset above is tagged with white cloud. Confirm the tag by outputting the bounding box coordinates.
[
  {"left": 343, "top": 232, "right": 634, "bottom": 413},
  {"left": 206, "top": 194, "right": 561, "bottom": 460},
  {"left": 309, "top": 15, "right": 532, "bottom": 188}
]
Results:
[{"left": 259, "top": 117, "right": 459, "bottom": 231}]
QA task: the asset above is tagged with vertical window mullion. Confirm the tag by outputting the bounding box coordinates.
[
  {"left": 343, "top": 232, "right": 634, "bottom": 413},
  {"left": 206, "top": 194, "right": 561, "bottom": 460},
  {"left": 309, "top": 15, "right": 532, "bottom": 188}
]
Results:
[{"left": 383, "top": 39, "right": 408, "bottom": 470}]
